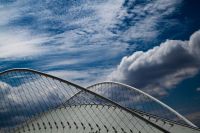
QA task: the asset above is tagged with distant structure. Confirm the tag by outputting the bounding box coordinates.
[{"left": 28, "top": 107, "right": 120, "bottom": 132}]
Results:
[{"left": 0, "top": 69, "right": 199, "bottom": 133}]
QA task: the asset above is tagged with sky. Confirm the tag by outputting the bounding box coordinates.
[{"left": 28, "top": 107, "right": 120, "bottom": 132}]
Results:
[{"left": 0, "top": 0, "right": 200, "bottom": 126}]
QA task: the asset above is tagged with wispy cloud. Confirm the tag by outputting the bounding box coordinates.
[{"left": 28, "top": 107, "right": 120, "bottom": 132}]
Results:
[
  {"left": 197, "top": 87, "right": 200, "bottom": 92},
  {"left": 47, "top": 68, "right": 114, "bottom": 87},
  {"left": 0, "top": 29, "right": 50, "bottom": 59},
  {"left": 0, "top": 0, "right": 183, "bottom": 85},
  {"left": 0, "top": 5, "right": 20, "bottom": 26},
  {"left": 113, "top": 0, "right": 182, "bottom": 42}
]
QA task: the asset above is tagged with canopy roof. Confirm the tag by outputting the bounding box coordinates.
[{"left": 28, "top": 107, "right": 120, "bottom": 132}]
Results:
[{"left": 0, "top": 69, "right": 199, "bottom": 133}]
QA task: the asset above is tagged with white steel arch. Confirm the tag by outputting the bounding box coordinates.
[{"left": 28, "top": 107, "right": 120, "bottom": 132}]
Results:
[
  {"left": 0, "top": 68, "right": 169, "bottom": 133},
  {"left": 87, "top": 81, "right": 197, "bottom": 127},
  {"left": 0, "top": 68, "right": 199, "bottom": 133}
]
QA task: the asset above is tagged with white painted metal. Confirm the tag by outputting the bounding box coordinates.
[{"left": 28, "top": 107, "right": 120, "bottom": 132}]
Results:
[{"left": 87, "top": 81, "right": 197, "bottom": 127}]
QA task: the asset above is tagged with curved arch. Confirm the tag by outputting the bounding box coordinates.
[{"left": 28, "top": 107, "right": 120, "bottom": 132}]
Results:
[
  {"left": 0, "top": 68, "right": 168, "bottom": 133},
  {"left": 87, "top": 81, "right": 197, "bottom": 128}
]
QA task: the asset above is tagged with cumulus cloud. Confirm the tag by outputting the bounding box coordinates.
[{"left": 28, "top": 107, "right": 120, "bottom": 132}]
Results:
[{"left": 108, "top": 30, "right": 200, "bottom": 96}]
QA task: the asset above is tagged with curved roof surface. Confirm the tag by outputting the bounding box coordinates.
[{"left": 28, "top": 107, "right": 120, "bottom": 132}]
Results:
[{"left": 0, "top": 68, "right": 199, "bottom": 133}]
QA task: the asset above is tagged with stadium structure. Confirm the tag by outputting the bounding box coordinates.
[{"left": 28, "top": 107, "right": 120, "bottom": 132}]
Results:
[{"left": 0, "top": 68, "right": 200, "bottom": 133}]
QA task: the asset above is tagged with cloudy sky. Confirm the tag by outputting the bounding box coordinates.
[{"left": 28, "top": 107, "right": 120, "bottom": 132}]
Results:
[{"left": 0, "top": 0, "right": 200, "bottom": 126}]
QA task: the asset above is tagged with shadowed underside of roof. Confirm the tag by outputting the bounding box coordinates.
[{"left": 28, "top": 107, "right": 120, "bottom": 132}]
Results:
[{"left": 0, "top": 69, "right": 199, "bottom": 133}]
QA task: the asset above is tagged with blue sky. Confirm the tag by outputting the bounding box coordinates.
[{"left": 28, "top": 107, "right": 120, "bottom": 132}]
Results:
[{"left": 0, "top": 0, "right": 200, "bottom": 126}]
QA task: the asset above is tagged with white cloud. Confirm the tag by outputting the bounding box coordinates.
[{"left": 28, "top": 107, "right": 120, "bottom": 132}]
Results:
[
  {"left": 0, "top": 6, "right": 20, "bottom": 26},
  {"left": 94, "top": 0, "right": 124, "bottom": 26},
  {"left": 0, "top": 0, "right": 181, "bottom": 61},
  {"left": 0, "top": 1, "right": 52, "bottom": 59},
  {"left": 0, "top": 29, "right": 50, "bottom": 59},
  {"left": 0, "top": 0, "right": 125, "bottom": 59},
  {"left": 48, "top": 70, "right": 90, "bottom": 81},
  {"left": 197, "top": 88, "right": 200, "bottom": 92},
  {"left": 108, "top": 30, "right": 200, "bottom": 96},
  {"left": 47, "top": 68, "right": 114, "bottom": 87},
  {"left": 0, "top": 0, "right": 184, "bottom": 86},
  {"left": 117, "top": 0, "right": 182, "bottom": 41}
]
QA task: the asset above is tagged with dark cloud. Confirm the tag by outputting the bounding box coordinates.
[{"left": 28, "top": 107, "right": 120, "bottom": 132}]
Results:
[{"left": 109, "top": 30, "right": 200, "bottom": 96}]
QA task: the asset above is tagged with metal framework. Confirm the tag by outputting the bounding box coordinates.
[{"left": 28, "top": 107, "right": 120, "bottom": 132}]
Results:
[
  {"left": 0, "top": 68, "right": 199, "bottom": 133},
  {"left": 87, "top": 81, "right": 196, "bottom": 127}
]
